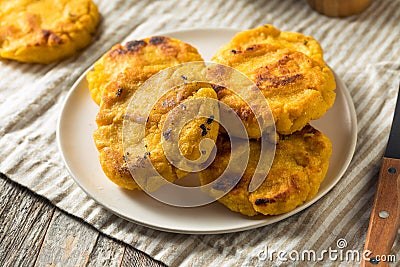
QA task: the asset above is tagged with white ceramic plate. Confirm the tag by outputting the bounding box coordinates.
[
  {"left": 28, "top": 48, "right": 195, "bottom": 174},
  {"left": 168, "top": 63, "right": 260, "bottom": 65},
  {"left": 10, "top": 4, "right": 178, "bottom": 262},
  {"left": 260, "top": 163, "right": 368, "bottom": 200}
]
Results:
[{"left": 57, "top": 28, "right": 357, "bottom": 234}]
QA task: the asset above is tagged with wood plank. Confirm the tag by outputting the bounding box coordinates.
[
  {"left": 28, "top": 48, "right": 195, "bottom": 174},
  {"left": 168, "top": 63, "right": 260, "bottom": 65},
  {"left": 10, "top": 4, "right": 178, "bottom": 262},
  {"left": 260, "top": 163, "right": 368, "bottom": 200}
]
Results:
[
  {"left": 121, "top": 246, "right": 167, "bottom": 267},
  {"left": 0, "top": 173, "right": 20, "bottom": 218},
  {"left": 0, "top": 174, "right": 55, "bottom": 266},
  {"left": 34, "top": 209, "right": 100, "bottom": 267},
  {"left": 86, "top": 235, "right": 125, "bottom": 267},
  {"left": 0, "top": 174, "right": 164, "bottom": 267}
]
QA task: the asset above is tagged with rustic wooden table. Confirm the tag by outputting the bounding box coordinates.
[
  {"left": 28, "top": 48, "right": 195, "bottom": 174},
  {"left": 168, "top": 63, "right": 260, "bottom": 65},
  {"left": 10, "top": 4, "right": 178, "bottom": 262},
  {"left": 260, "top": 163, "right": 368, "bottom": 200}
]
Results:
[{"left": 0, "top": 173, "right": 165, "bottom": 267}]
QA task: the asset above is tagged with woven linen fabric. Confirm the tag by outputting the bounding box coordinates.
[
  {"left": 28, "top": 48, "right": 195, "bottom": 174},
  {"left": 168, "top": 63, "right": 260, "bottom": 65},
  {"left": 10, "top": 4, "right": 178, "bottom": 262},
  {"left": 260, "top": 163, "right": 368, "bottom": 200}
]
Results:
[{"left": 1, "top": 0, "right": 400, "bottom": 266}]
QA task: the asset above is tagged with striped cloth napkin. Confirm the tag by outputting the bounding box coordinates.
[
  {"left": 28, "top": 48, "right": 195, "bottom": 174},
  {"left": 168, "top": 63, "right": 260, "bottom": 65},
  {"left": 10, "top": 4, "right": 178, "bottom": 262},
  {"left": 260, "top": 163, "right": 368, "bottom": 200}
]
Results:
[{"left": 1, "top": 0, "right": 399, "bottom": 266}]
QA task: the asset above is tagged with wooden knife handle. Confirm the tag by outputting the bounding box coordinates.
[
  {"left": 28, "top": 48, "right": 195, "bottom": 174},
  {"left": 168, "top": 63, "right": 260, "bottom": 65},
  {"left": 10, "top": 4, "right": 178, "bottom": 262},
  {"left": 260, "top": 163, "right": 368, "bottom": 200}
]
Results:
[{"left": 362, "top": 158, "right": 400, "bottom": 266}]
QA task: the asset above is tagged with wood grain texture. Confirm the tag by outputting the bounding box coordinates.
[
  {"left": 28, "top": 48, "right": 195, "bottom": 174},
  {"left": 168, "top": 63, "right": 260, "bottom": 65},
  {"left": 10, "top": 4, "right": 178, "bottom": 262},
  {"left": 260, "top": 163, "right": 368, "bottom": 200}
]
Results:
[
  {"left": 121, "top": 246, "right": 167, "bottom": 267},
  {"left": 362, "top": 158, "right": 400, "bottom": 267},
  {"left": 0, "top": 174, "right": 164, "bottom": 267},
  {"left": 86, "top": 235, "right": 125, "bottom": 267},
  {"left": 34, "top": 209, "right": 100, "bottom": 266},
  {"left": 0, "top": 173, "right": 55, "bottom": 267}
]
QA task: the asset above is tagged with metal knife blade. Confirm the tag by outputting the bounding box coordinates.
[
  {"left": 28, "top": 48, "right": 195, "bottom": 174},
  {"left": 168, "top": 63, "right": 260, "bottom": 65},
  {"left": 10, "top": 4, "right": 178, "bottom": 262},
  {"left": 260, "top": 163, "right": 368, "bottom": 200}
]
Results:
[
  {"left": 384, "top": 86, "right": 400, "bottom": 159},
  {"left": 362, "top": 84, "right": 400, "bottom": 267}
]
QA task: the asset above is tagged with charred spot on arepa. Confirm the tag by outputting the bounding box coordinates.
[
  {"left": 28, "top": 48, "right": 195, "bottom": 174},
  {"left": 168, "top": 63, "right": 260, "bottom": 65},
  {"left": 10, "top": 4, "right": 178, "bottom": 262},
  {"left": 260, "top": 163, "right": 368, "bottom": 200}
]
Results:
[
  {"left": 254, "top": 198, "right": 276, "bottom": 205},
  {"left": 211, "top": 84, "right": 226, "bottom": 94},
  {"left": 256, "top": 70, "right": 304, "bottom": 88},
  {"left": 40, "top": 30, "right": 63, "bottom": 45},
  {"left": 126, "top": 40, "right": 147, "bottom": 51},
  {"left": 109, "top": 40, "right": 147, "bottom": 56},
  {"left": 149, "top": 36, "right": 166, "bottom": 45},
  {"left": 254, "top": 189, "right": 293, "bottom": 206}
]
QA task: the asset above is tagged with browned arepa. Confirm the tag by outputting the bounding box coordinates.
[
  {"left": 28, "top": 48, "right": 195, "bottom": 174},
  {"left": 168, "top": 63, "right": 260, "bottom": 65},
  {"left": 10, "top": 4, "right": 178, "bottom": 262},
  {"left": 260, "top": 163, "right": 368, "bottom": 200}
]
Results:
[
  {"left": 87, "top": 36, "right": 219, "bottom": 190},
  {"left": 212, "top": 24, "right": 336, "bottom": 137},
  {"left": 199, "top": 125, "right": 332, "bottom": 216}
]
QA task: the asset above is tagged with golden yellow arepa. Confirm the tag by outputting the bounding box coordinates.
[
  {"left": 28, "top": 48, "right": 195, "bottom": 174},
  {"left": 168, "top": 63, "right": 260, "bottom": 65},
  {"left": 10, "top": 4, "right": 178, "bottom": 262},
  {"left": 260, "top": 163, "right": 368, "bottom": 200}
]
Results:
[{"left": 0, "top": 0, "right": 99, "bottom": 63}]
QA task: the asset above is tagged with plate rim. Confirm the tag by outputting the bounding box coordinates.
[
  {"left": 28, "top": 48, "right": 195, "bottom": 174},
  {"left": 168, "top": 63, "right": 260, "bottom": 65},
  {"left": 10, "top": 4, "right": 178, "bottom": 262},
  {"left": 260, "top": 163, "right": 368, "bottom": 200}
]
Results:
[{"left": 56, "top": 27, "right": 358, "bottom": 234}]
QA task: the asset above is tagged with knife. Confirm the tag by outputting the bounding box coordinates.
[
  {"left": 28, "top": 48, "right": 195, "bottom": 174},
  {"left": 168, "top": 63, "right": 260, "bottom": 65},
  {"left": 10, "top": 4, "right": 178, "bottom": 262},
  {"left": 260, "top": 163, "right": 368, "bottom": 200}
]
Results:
[{"left": 362, "top": 84, "right": 400, "bottom": 266}]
